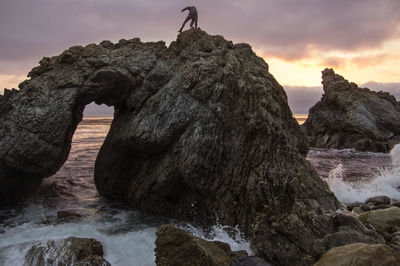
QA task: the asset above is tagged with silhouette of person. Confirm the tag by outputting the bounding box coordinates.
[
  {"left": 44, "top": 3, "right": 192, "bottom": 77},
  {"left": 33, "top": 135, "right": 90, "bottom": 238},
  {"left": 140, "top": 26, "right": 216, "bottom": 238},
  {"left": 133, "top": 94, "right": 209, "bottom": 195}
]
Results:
[{"left": 178, "top": 6, "right": 198, "bottom": 32}]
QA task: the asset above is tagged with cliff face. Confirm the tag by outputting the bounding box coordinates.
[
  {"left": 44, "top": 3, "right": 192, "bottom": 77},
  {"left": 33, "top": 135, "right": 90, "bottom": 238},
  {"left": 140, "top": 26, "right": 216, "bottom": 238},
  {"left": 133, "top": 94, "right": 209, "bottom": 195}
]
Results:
[
  {"left": 0, "top": 29, "right": 341, "bottom": 264},
  {"left": 303, "top": 69, "right": 400, "bottom": 153}
]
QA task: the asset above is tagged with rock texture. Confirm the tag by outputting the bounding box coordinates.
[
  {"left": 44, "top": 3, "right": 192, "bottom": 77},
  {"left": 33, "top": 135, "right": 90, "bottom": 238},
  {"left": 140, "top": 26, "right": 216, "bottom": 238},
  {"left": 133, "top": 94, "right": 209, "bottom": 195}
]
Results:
[
  {"left": 155, "top": 224, "right": 271, "bottom": 266},
  {"left": 155, "top": 224, "right": 244, "bottom": 266},
  {"left": 25, "top": 237, "right": 110, "bottom": 266},
  {"left": 312, "top": 212, "right": 384, "bottom": 257},
  {"left": 0, "top": 29, "right": 348, "bottom": 264},
  {"left": 313, "top": 243, "right": 400, "bottom": 266},
  {"left": 303, "top": 68, "right": 400, "bottom": 153},
  {"left": 358, "top": 207, "right": 400, "bottom": 239}
]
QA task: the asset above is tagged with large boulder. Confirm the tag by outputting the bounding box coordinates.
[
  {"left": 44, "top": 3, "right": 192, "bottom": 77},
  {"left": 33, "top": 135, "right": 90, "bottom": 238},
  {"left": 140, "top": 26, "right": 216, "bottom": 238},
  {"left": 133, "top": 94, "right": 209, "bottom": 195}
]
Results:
[
  {"left": 313, "top": 243, "right": 400, "bottom": 266},
  {"left": 155, "top": 224, "right": 244, "bottom": 266},
  {"left": 312, "top": 213, "right": 384, "bottom": 257},
  {"left": 358, "top": 207, "right": 400, "bottom": 238},
  {"left": 155, "top": 224, "right": 270, "bottom": 266},
  {"left": 0, "top": 29, "right": 347, "bottom": 264},
  {"left": 25, "top": 237, "right": 110, "bottom": 266},
  {"left": 303, "top": 68, "right": 400, "bottom": 153}
]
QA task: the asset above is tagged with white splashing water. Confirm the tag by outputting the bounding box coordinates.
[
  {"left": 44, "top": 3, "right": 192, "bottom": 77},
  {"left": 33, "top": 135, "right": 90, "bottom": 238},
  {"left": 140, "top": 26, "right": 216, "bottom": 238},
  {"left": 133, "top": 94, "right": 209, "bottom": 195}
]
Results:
[
  {"left": 326, "top": 144, "right": 400, "bottom": 203},
  {"left": 0, "top": 208, "right": 252, "bottom": 266},
  {"left": 0, "top": 117, "right": 253, "bottom": 266}
]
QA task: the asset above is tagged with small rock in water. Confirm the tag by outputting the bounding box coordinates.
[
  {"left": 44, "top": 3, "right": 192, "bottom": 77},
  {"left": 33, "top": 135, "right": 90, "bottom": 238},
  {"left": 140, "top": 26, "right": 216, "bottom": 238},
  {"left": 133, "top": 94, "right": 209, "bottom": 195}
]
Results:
[
  {"left": 365, "top": 196, "right": 391, "bottom": 207},
  {"left": 57, "top": 210, "right": 82, "bottom": 221},
  {"left": 346, "top": 202, "right": 363, "bottom": 211},
  {"left": 360, "top": 204, "right": 371, "bottom": 212},
  {"left": 25, "top": 237, "right": 110, "bottom": 266}
]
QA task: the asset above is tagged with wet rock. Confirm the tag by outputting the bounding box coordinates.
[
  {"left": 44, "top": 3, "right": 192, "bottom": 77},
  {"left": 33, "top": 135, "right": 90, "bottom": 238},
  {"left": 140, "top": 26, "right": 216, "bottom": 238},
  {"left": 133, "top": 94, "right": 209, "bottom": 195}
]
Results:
[
  {"left": 391, "top": 201, "right": 400, "bottom": 208},
  {"left": 346, "top": 202, "right": 363, "bottom": 211},
  {"left": 155, "top": 224, "right": 235, "bottom": 266},
  {"left": 360, "top": 204, "right": 371, "bottom": 212},
  {"left": 365, "top": 195, "right": 391, "bottom": 206},
  {"left": 313, "top": 243, "right": 400, "bottom": 266},
  {"left": 155, "top": 224, "right": 270, "bottom": 266},
  {"left": 359, "top": 207, "right": 400, "bottom": 238},
  {"left": 312, "top": 213, "right": 384, "bottom": 257},
  {"left": 25, "top": 237, "right": 110, "bottom": 266},
  {"left": 57, "top": 210, "right": 82, "bottom": 221},
  {"left": 232, "top": 256, "right": 272, "bottom": 266},
  {"left": 0, "top": 29, "right": 342, "bottom": 264},
  {"left": 303, "top": 68, "right": 400, "bottom": 153}
]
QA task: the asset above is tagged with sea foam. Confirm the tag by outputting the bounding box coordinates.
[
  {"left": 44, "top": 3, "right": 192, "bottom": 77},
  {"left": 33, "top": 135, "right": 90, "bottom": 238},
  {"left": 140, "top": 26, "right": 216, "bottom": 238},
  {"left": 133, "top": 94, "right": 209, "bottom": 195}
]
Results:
[{"left": 326, "top": 144, "right": 400, "bottom": 203}]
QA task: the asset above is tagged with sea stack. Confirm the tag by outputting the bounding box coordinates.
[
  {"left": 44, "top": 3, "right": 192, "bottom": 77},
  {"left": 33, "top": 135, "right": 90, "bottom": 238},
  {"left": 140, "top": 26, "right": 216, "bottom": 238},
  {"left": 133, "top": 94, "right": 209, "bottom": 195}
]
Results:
[
  {"left": 303, "top": 68, "right": 400, "bottom": 153},
  {"left": 0, "top": 29, "right": 344, "bottom": 264}
]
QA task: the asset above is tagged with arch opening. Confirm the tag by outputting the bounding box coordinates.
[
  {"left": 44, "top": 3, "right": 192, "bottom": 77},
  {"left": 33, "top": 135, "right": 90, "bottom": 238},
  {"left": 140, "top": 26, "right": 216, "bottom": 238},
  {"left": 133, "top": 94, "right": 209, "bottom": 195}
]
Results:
[{"left": 37, "top": 103, "right": 114, "bottom": 211}]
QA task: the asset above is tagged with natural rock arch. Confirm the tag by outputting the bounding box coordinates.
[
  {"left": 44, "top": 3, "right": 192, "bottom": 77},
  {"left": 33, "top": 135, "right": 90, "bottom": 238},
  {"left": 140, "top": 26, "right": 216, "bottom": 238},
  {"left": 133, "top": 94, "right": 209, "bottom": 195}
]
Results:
[
  {"left": 0, "top": 38, "right": 166, "bottom": 203},
  {"left": 0, "top": 29, "right": 349, "bottom": 264}
]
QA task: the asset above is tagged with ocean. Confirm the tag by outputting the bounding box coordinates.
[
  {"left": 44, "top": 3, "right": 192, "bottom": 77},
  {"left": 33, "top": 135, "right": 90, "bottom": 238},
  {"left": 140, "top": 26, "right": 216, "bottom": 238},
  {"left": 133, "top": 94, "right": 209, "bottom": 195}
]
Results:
[{"left": 0, "top": 116, "right": 399, "bottom": 265}]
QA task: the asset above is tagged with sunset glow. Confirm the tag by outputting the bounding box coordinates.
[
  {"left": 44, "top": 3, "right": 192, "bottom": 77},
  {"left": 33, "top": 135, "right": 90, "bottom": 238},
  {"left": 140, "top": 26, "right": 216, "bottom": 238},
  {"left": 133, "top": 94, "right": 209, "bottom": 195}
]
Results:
[{"left": 1, "top": 0, "right": 399, "bottom": 113}]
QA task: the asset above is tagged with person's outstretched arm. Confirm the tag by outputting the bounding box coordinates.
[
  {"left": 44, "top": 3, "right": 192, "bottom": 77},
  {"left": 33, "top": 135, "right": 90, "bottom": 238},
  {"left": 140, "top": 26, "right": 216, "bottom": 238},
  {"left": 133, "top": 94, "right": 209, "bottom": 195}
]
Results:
[{"left": 181, "top": 7, "right": 190, "bottom": 12}]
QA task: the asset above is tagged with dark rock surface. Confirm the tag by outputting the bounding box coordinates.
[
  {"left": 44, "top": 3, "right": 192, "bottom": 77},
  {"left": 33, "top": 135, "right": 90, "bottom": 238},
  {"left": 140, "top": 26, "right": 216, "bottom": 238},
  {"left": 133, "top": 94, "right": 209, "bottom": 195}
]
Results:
[
  {"left": 0, "top": 29, "right": 349, "bottom": 264},
  {"left": 365, "top": 195, "right": 391, "bottom": 207},
  {"left": 303, "top": 68, "right": 400, "bottom": 153},
  {"left": 155, "top": 224, "right": 270, "bottom": 266},
  {"left": 233, "top": 256, "right": 272, "bottom": 266},
  {"left": 25, "top": 237, "right": 110, "bottom": 266},
  {"left": 312, "top": 212, "right": 385, "bottom": 257},
  {"left": 56, "top": 210, "right": 83, "bottom": 221},
  {"left": 155, "top": 224, "right": 247, "bottom": 266}
]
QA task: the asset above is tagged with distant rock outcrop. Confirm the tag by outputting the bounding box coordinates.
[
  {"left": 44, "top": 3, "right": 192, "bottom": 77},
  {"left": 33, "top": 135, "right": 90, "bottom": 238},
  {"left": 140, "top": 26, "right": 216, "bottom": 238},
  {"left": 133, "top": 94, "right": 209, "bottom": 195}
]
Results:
[
  {"left": 0, "top": 29, "right": 357, "bottom": 264},
  {"left": 303, "top": 68, "right": 400, "bottom": 153}
]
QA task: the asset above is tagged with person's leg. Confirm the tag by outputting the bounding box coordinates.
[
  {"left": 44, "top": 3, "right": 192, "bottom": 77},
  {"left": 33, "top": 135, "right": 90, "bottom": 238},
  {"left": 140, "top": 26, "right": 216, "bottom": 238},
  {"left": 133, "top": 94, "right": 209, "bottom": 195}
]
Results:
[
  {"left": 190, "top": 18, "right": 194, "bottom": 28},
  {"left": 195, "top": 16, "right": 198, "bottom": 28},
  {"left": 179, "top": 16, "right": 191, "bottom": 32}
]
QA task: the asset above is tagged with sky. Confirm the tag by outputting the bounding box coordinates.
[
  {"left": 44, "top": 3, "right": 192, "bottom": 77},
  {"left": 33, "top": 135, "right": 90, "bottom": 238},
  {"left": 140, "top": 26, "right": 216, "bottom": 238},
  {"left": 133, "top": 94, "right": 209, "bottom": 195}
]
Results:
[{"left": 1, "top": 0, "right": 400, "bottom": 114}]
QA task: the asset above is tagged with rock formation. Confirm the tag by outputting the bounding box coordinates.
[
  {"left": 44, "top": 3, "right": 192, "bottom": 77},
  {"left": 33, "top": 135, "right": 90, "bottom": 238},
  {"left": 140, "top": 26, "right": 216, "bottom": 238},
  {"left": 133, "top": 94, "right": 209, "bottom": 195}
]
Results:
[
  {"left": 155, "top": 224, "right": 246, "bottom": 266},
  {"left": 155, "top": 224, "right": 271, "bottom": 266},
  {"left": 313, "top": 243, "right": 400, "bottom": 266},
  {"left": 25, "top": 237, "right": 110, "bottom": 265},
  {"left": 358, "top": 207, "right": 400, "bottom": 239},
  {"left": 303, "top": 68, "right": 400, "bottom": 153},
  {"left": 0, "top": 29, "right": 362, "bottom": 264}
]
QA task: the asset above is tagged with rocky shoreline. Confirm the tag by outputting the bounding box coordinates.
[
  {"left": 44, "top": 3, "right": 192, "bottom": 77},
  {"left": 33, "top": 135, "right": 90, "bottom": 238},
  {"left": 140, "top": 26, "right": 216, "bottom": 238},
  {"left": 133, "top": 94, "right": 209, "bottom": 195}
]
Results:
[{"left": 1, "top": 30, "right": 400, "bottom": 265}]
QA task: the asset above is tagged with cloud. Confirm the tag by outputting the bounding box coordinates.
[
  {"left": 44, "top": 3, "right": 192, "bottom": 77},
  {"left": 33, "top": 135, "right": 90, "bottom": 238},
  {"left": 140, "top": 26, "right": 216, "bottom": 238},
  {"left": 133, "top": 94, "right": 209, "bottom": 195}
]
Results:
[
  {"left": 284, "top": 81, "right": 400, "bottom": 115},
  {"left": 284, "top": 85, "right": 323, "bottom": 114},
  {"left": 83, "top": 102, "right": 114, "bottom": 116},
  {"left": 1, "top": 0, "right": 400, "bottom": 63},
  {"left": 361, "top": 81, "right": 400, "bottom": 100}
]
